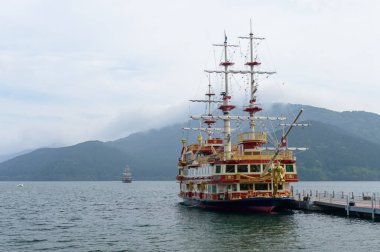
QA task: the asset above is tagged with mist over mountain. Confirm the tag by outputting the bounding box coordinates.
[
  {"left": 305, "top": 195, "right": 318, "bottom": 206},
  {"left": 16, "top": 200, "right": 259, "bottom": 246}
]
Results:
[{"left": 0, "top": 104, "right": 379, "bottom": 181}]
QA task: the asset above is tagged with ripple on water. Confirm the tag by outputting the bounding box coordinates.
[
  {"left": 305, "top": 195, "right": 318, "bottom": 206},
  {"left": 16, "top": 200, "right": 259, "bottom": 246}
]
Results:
[{"left": 1, "top": 181, "right": 380, "bottom": 252}]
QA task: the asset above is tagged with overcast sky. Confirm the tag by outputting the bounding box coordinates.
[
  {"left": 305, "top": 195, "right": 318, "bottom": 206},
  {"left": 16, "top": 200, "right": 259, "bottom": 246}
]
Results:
[{"left": 0, "top": 0, "right": 379, "bottom": 156}]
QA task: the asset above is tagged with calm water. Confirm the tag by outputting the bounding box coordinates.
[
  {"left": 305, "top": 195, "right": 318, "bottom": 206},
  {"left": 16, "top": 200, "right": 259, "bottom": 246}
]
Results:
[{"left": 1, "top": 181, "right": 380, "bottom": 252}]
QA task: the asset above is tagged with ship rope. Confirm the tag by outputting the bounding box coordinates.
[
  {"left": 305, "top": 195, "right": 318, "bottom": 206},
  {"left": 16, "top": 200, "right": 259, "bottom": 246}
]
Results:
[{"left": 212, "top": 48, "right": 223, "bottom": 94}]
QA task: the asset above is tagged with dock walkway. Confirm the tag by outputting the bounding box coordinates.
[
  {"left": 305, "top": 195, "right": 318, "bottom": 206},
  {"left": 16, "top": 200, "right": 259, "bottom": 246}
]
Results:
[{"left": 292, "top": 190, "right": 380, "bottom": 221}]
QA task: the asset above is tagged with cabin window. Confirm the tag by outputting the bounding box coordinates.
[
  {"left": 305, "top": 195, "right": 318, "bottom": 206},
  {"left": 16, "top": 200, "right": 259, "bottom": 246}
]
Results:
[
  {"left": 255, "top": 183, "right": 269, "bottom": 191},
  {"left": 285, "top": 164, "right": 294, "bottom": 173},
  {"left": 240, "top": 184, "right": 253, "bottom": 191},
  {"left": 196, "top": 153, "right": 205, "bottom": 158},
  {"left": 277, "top": 184, "right": 283, "bottom": 190},
  {"left": 237, "top": 165, "right": 248, "bottom": 173},
  {"left": 186, "top": 153, "right": 192, "bottom": 161},
  {"left": 250, "top": 164, "right": 261, "bottom": 173},
  {"left": 210, "top": 185, "right": 217, "bottom": 193},
  {"left": 215, "top": 165, "right": 221, "bottom": 174},
  {"left": 226, "top": 165, "right": 235, "bottom": 173},
  {"left": 227, "top": 184, "right": 238, "bottom": 192}
]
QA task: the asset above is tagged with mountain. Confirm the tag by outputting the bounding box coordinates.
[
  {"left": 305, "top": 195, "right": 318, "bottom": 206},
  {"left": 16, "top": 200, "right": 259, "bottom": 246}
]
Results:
[
  {"left": 0, "top": 149, "right": 33, "bottom": 163},
  {"left": 1, "top": 104, "right": 380, "bottom": 181},
  {"left": 0, "top": 141, "right": 130, "bottom": 181},
  {"left": 290, "top": 121, "right": 380, "bottom": 180},
  {"left": 106, "top": 124, "right": 184, "bottom": 180},
  {"left": 265, "top": 103, "right": 380, "bottom": 145}
]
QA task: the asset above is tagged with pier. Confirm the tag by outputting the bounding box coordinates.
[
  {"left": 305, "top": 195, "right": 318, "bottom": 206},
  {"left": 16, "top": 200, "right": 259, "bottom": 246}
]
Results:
[{"left": 292, "top": 190, "right": 380, "bottom": 221}]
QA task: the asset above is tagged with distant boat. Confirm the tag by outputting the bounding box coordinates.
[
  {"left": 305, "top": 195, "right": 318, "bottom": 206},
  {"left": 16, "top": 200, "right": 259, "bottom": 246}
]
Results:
[
  {"left": 17, "top": 184, "right": 24, "bottom": 187},
  {"left": 122, "top": 165, "right": 132, "bottom": 183}
]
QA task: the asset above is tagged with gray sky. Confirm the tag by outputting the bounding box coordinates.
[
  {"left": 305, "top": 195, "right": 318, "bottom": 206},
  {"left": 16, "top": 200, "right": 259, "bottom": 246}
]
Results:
[{"left": 0, "top": 0, "right": 379, "bottom": 155}]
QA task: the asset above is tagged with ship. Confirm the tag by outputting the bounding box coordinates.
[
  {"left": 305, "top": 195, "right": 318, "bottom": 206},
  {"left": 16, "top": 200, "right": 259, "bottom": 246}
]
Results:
[
  {"left": 122, "top": 165, "right": 132, "bottom": 183},
  {"left": 176, "top": 23, "right": 307, "bottom": 213}
]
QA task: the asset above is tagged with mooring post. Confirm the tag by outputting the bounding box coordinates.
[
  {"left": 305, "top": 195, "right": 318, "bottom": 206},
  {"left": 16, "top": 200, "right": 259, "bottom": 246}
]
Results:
[
  {"left": 341, "top": 191, "right": 344, "bottom": 199},
  {"left": 310, "top": 190, "right": 312, "bottom": 197},
  {"left": 332, "top": 191, "right": 335, "bottom": 198},
  {"left": 291, "top": 186, "right": 294, "bottom": 197},
  {"left": 372, "top": 192, "right": 375, "bottom": 221},
  {"left": 351, "top": 192, "right": 354, "bottom": 199},
  {"left": 346, "top": 195, "right": 350, "bottom": 217},
  {"left": 324, "top": 191, "right": 326, "bottom": 198}
]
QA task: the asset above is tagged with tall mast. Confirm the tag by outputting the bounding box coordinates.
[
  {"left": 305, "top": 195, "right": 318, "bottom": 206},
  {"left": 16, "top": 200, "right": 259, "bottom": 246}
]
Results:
[
  {"left": 249, "top": 21, "right": 256, "bottom": 132},
  {"left": 218, "top": 33, "right": 236, "bottom": 160},
  {"left": 205, "top": 75, "right": 216, "bottom": 139},
  {"left": 240, "top": 20, "right": 265, "bottom": 133},
  {"left": 203, "top": 33, "right": 238, "bottom": 160},
  {"left": 187, "top": 75, "right": 220, "bottom": 139}
]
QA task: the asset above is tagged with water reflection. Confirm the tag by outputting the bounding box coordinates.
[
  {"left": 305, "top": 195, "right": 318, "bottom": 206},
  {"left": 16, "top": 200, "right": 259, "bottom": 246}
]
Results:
[{"left": 175, "top": 203, "right": 298, "bottom": 251}]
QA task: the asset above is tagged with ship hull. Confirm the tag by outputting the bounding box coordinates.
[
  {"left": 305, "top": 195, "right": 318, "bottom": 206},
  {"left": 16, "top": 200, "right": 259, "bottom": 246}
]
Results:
[{"left": 181, "top": 197, "right": 294, "bottom": 213}]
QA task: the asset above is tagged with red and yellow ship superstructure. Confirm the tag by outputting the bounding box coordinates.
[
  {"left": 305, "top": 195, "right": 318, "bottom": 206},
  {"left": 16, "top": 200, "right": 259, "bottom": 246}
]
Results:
[{"left": 176, "top": 24, "right": 306, "bottom": 213}]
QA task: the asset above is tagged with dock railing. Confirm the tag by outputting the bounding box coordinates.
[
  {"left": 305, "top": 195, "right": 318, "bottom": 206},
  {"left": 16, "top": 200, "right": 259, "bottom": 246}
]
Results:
[{"left": 293, "top": 189, "right": 380, "bottom": 220}]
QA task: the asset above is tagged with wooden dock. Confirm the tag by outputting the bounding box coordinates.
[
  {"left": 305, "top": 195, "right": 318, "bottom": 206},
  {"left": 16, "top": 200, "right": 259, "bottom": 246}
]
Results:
[{"left": 292, "top": 190, "right": 380, "bottom": 221}]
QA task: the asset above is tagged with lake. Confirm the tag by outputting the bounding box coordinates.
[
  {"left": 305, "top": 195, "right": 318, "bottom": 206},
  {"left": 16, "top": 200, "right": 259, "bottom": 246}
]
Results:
[{"left": 1, "top": 181, "right": 380, "bottom": 251}]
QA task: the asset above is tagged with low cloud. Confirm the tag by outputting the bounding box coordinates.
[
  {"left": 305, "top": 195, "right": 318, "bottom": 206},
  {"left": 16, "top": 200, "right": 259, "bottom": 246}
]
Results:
[{"left": 0, "top": 0, "right": 378, "bottom": 155}]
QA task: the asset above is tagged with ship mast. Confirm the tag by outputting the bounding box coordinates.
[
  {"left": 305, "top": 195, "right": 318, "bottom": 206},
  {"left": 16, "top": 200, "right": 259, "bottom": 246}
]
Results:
[
  {"left": 205, "top": 75, "right": 215, "bottom": 139},
  {"left": 217, "top": 34, "right": 237, "bottom": 160},
  {"left": 239, "top": 20, "right": 265, "bottom": 133},
  {"left": 198, "top": 28, "right": 275, "bottom": 159},
  {"left": 186, "top": 75, "right": 221, "bottom": 138}
]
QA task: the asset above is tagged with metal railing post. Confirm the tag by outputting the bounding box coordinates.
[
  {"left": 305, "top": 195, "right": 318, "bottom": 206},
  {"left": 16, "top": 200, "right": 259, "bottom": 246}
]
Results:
[
  {"left": 291, "top": 186, "right": 294, "bottom": 197},
  {"left": 372, "top": 193, "right": 375, "bottom": 221}
]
